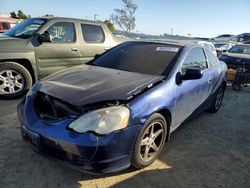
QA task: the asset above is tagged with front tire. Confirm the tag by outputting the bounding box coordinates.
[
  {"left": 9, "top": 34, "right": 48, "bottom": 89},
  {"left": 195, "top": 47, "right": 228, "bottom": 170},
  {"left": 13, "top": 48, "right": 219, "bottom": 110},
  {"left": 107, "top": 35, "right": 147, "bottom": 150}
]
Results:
[
  {"left": 131, "top": 113, "right": 168, "bottom": 169},
  {"left": 0, "top": 62, "right": 32, "bottom": 99}
]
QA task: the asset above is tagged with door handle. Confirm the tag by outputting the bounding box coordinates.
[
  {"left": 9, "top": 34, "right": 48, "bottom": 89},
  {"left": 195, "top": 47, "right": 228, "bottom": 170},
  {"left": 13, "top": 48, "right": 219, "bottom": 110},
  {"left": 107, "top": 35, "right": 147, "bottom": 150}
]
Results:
[
  {"left": 208, "top": 79, "right": 212, "bottom": 84},
  {"left": 71, "top": 47, "right": 78, "bottom": 52}
]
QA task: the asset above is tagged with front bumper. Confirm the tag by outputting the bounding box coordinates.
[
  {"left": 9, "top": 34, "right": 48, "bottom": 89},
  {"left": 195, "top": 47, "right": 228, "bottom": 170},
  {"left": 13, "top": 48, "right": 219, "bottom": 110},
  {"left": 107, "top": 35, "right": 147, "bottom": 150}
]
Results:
[{"left": 18, "top": 99, "right": 141, "bottom": 174}]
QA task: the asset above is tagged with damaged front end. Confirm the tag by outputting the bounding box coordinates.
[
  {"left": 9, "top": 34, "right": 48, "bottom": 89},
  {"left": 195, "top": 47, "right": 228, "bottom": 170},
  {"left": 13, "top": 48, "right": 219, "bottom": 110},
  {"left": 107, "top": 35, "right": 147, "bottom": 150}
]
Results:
[
  {"left": 18, "top": 66, "right": 166, "bottom": 173},
  {"left": 18, "top": 90, "right": 142, "bottom": 174},
  {"left": 34, "top": 91, "right": 81, "bottom": 120}
]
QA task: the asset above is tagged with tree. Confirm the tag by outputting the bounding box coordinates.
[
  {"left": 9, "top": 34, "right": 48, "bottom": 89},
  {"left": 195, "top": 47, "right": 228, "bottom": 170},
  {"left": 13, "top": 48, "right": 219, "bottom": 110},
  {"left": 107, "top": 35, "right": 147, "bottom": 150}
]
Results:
[
  {"left": 110, "top": 0, "right": 137, "bottom": 35},
  {"left": 17, "top": 10, "right": 27, "bottom": 19},
  {"left": 10, "top": 11, "right": 18, "bottom": 18},
  {"left": 104, "top": 20, "right": 115, "bottom": 33}
]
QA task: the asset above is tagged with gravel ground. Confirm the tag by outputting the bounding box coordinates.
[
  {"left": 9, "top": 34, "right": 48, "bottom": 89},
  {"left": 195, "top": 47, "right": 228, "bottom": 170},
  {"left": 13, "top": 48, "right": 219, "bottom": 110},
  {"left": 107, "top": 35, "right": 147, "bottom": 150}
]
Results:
[{"left": 0, "top": 86, "right": 250, "bottom": 188}]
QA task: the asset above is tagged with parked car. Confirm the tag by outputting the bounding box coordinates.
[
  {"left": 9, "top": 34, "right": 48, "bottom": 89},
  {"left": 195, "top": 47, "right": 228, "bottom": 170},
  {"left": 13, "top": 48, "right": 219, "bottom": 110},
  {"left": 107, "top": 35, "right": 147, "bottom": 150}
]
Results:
[
  {"left": 18, "top": 41, "right": 227, "bottom": 174},
  {"left": 219, "top": 44, "right": 250, "bottom": 73},
  {"left": 212, "top": 34, "right": 236, "bottom": 43},
  {"left": 237, "top": 33, "right": 250, "bottom": 44},
  {"left": 214, "top": 42, "right": 236, "bottom": 57},
  {"left": 0, "top": 17, "right": 125, "bottom": 98},
  {"left": 0, "top": 21, "right": 11, "bottom": 33},
  {"left": 196, "top": 41, "right": 217, "bottom": 56}
]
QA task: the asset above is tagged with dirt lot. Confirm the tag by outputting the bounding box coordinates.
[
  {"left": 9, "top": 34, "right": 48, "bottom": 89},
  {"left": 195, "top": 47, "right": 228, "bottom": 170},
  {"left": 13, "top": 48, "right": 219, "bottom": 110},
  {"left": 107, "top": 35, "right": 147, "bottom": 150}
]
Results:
[{"left": 0, "top": 86, "right": 250, "bottom": 188}]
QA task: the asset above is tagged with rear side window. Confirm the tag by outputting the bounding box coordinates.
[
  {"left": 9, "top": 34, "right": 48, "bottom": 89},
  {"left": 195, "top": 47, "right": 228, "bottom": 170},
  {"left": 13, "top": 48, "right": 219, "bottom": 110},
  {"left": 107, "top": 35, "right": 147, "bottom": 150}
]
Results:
[
  {"left": 181, "top": 47, "right": 207, "bottom": 72},
  {"left": 204, "top": 48, "right": 218, "bottom": 67},
  {"left": 209, "top": 44, "right": 216, "bottom": 51},
  {"left": 81, "top": 24, "right": 105, "bottom": 43},
  {"left": 203, "top": 43, "right": 209, "bottom": 49},
  {"left": 2, "top": 22, "right": 9, "bottom": 30},
  {"left": 46, "top": 22, "right": 76, "bottom": 43}
]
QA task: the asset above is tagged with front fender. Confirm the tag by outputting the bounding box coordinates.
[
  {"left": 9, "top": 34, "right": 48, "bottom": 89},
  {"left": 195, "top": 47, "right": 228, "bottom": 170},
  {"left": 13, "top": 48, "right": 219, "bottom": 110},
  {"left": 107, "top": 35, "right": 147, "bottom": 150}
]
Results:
[{"left": 0, "top": 51, "right": 38, "bottom": 82}]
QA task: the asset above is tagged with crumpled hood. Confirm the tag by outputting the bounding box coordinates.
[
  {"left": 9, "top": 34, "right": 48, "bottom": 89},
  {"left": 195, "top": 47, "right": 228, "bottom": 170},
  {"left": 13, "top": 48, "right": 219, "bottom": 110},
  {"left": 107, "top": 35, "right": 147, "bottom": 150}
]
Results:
[
  {"left": 33, "top": 65, "right": 164, "bottom": 106},
  {"left": 0, "top": 34, "right": 32, "bottom": 52}
]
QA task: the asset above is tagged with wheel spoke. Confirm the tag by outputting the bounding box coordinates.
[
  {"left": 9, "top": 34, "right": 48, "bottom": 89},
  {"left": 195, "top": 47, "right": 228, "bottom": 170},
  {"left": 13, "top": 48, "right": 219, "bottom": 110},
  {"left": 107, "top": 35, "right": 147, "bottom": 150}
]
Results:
[
  {"left": 153, "top": 129, "right": 163, "bottom": 139},
  {"left": 15, "top": 74, "right": 22, "bottom": 80},
  {"left": 9, "top": 86, "right": 15, "bottom": 93},
  {"left": 0, "top": 75, "right": 5, "bottom": 81},
  {"left": 141, "top": 137, "right": 149, "bottom": 146},
  {"left": 6, "top": 70, "right": 13, "bottom": 77},
  {"left": 151, "top": 142, "right": 158, "bottom": 152},
  {"left": 15, "top": 82, "right": 23, "bottom": 89},
  {"left": 0, "top": 84, "right": 6, "bottom": 90},
  {"left": 143, "top": 146, "right": 150, "bottom": 161}
]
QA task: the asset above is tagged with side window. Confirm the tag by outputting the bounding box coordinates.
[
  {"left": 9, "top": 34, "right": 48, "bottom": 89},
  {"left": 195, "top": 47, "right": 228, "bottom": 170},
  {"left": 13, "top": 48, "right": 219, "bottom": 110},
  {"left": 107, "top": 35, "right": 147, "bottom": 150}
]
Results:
[
  {"left": 203, "top": 43, "right": 210, "bottom": 49},
  {"left": 181, "top": 48, "right": 207, "bottom": 73},
  {"left": 46, "top": 22, "right": 75, "bottom": 43},
  {"left": 81, "top": 24, "right": 105, "bottom": 43},
  {"left": 209, "top": 44, "right": 216, "bottom": 52},
  {"left": 204, "top": 48, "right": 218, "bottom": 67}
]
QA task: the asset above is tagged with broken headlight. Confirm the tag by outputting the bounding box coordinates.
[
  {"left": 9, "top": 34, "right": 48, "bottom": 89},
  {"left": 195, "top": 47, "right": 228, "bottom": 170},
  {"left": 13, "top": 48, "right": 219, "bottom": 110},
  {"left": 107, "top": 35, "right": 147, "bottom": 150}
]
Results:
[{"left": 68, "top": 106, "right": 130, "bottom": 135}]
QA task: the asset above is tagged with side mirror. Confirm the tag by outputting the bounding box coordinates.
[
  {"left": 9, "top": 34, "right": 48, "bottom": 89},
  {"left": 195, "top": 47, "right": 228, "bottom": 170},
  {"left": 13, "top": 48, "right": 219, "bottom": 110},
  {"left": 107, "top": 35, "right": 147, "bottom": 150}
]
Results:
[
  {"left": 39, "top": 31, "right": 51, "bottom": 43},
  {"left": 182, "top": 68, "right": 203, "bottom": 80},
  {"left": 176, "top": 68, "right": 202, "bottom": 85}
]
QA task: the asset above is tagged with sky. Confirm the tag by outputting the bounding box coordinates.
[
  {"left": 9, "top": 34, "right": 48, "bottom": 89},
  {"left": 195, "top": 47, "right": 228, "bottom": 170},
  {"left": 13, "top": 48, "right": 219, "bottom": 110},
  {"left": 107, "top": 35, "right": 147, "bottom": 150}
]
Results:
[{"left": 0, "top": 0, "right": 250, "bottom": 37}]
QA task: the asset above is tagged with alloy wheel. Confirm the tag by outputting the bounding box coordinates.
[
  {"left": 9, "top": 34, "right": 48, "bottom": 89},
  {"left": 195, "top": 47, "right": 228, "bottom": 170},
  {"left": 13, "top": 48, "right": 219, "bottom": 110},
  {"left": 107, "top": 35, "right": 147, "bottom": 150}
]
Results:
[
  {"left": 215, "top": 87, "right": 223, "bottom": 110},
  {"left": 0, "top": 69, "right": 24, "bottom": 94},
  {"left": 139, "top": 121, "right": 164, "bottom": 162}
]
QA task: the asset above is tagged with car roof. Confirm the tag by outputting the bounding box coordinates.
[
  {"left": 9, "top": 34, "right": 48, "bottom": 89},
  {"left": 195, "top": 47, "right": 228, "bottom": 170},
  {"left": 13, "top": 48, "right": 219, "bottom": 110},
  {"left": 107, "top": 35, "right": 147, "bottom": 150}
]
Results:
[
  {"left": 134, "top": 39, "right": 195, "bottom": 47},
  {"left": 34, "top": 16, "right": 104, "bottom": 25}
]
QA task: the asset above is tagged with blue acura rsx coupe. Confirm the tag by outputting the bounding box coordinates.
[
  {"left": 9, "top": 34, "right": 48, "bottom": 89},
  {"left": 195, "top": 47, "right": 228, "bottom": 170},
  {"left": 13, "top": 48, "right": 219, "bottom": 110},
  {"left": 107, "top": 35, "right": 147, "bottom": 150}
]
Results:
[{"left": 18, "top": 41, "right": 227, "bottom": 174}]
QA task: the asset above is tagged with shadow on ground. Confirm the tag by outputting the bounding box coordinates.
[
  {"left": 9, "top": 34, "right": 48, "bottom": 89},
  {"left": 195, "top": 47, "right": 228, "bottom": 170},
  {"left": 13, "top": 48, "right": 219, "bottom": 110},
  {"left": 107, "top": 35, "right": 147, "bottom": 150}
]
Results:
[{"left": 0, "top": 87, "right": 250, "bottom": 188}]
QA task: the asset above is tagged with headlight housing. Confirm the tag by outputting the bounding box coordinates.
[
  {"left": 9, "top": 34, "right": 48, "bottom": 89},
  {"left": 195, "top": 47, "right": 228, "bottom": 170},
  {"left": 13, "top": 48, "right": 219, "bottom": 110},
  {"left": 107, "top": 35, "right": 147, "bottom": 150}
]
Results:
[{"left": 68, "top": 106, "right": 130, "bottom": 135}]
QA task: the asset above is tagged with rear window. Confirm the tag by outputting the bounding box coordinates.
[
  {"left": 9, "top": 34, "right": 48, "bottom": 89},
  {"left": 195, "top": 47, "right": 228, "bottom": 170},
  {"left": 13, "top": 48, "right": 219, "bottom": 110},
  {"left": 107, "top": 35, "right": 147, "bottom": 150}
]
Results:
[
  {"left": 91, "top": 42, "right": 180, "bottom": 76},
  {"left": 204, "top": 48, "right": 218, "bottom": 67},
  {"left": 81, "top": 24, "right": 105, "bottom": 43}
]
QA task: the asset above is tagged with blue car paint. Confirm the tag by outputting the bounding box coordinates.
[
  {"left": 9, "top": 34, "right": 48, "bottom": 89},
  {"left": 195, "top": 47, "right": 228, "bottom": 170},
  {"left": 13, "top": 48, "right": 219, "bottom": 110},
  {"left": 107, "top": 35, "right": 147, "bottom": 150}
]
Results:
[
  {"left": 129, "top": 45, "right": 226, "bottom": 131},
  {"left": 19, "top": 42, "right": 227, "bottom": 174},
  {"left": 19, "top": 92, "right": 142, "bottom": 174}
]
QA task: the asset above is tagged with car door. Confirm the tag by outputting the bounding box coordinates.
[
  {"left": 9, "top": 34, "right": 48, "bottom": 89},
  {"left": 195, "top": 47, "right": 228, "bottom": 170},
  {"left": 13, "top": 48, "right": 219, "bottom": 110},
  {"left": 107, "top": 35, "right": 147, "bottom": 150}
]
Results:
[
  {"left": 78, "top": 23, "right": 111, "bottom": 63},
  {"left": 204, "top": 48, "right": 222, "bottom": 92},
  {"left": 173, "top": 47, "right": 212, "bottom": 127},
  {"left": 35, "top": 21, "right": 81, "bottom": 78}
]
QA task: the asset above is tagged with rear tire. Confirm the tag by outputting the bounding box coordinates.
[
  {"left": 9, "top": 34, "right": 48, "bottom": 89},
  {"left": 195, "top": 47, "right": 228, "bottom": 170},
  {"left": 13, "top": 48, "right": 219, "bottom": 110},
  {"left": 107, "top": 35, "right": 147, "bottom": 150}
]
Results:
[
  {"left": 208, "top": 85, "right": 225, "bottom": 113},
  {"left": 0, "top": 62, "right": 32, "bottom": 99},
  {"left": 131, "top": 113, "right": 168, "bottom": 169}
]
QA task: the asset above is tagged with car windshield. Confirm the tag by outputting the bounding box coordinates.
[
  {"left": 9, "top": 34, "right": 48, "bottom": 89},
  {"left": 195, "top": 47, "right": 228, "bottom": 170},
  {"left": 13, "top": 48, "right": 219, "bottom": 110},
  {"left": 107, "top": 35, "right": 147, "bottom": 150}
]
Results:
[
  {"left": 4, "top": 18, "right": 46, "bottom": 39},
  {"left": 90, "top": 42, "right": 180, "bottom": 76},
  {"left": 228, "top": 45, "right": 250, "bottom": 55}
]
